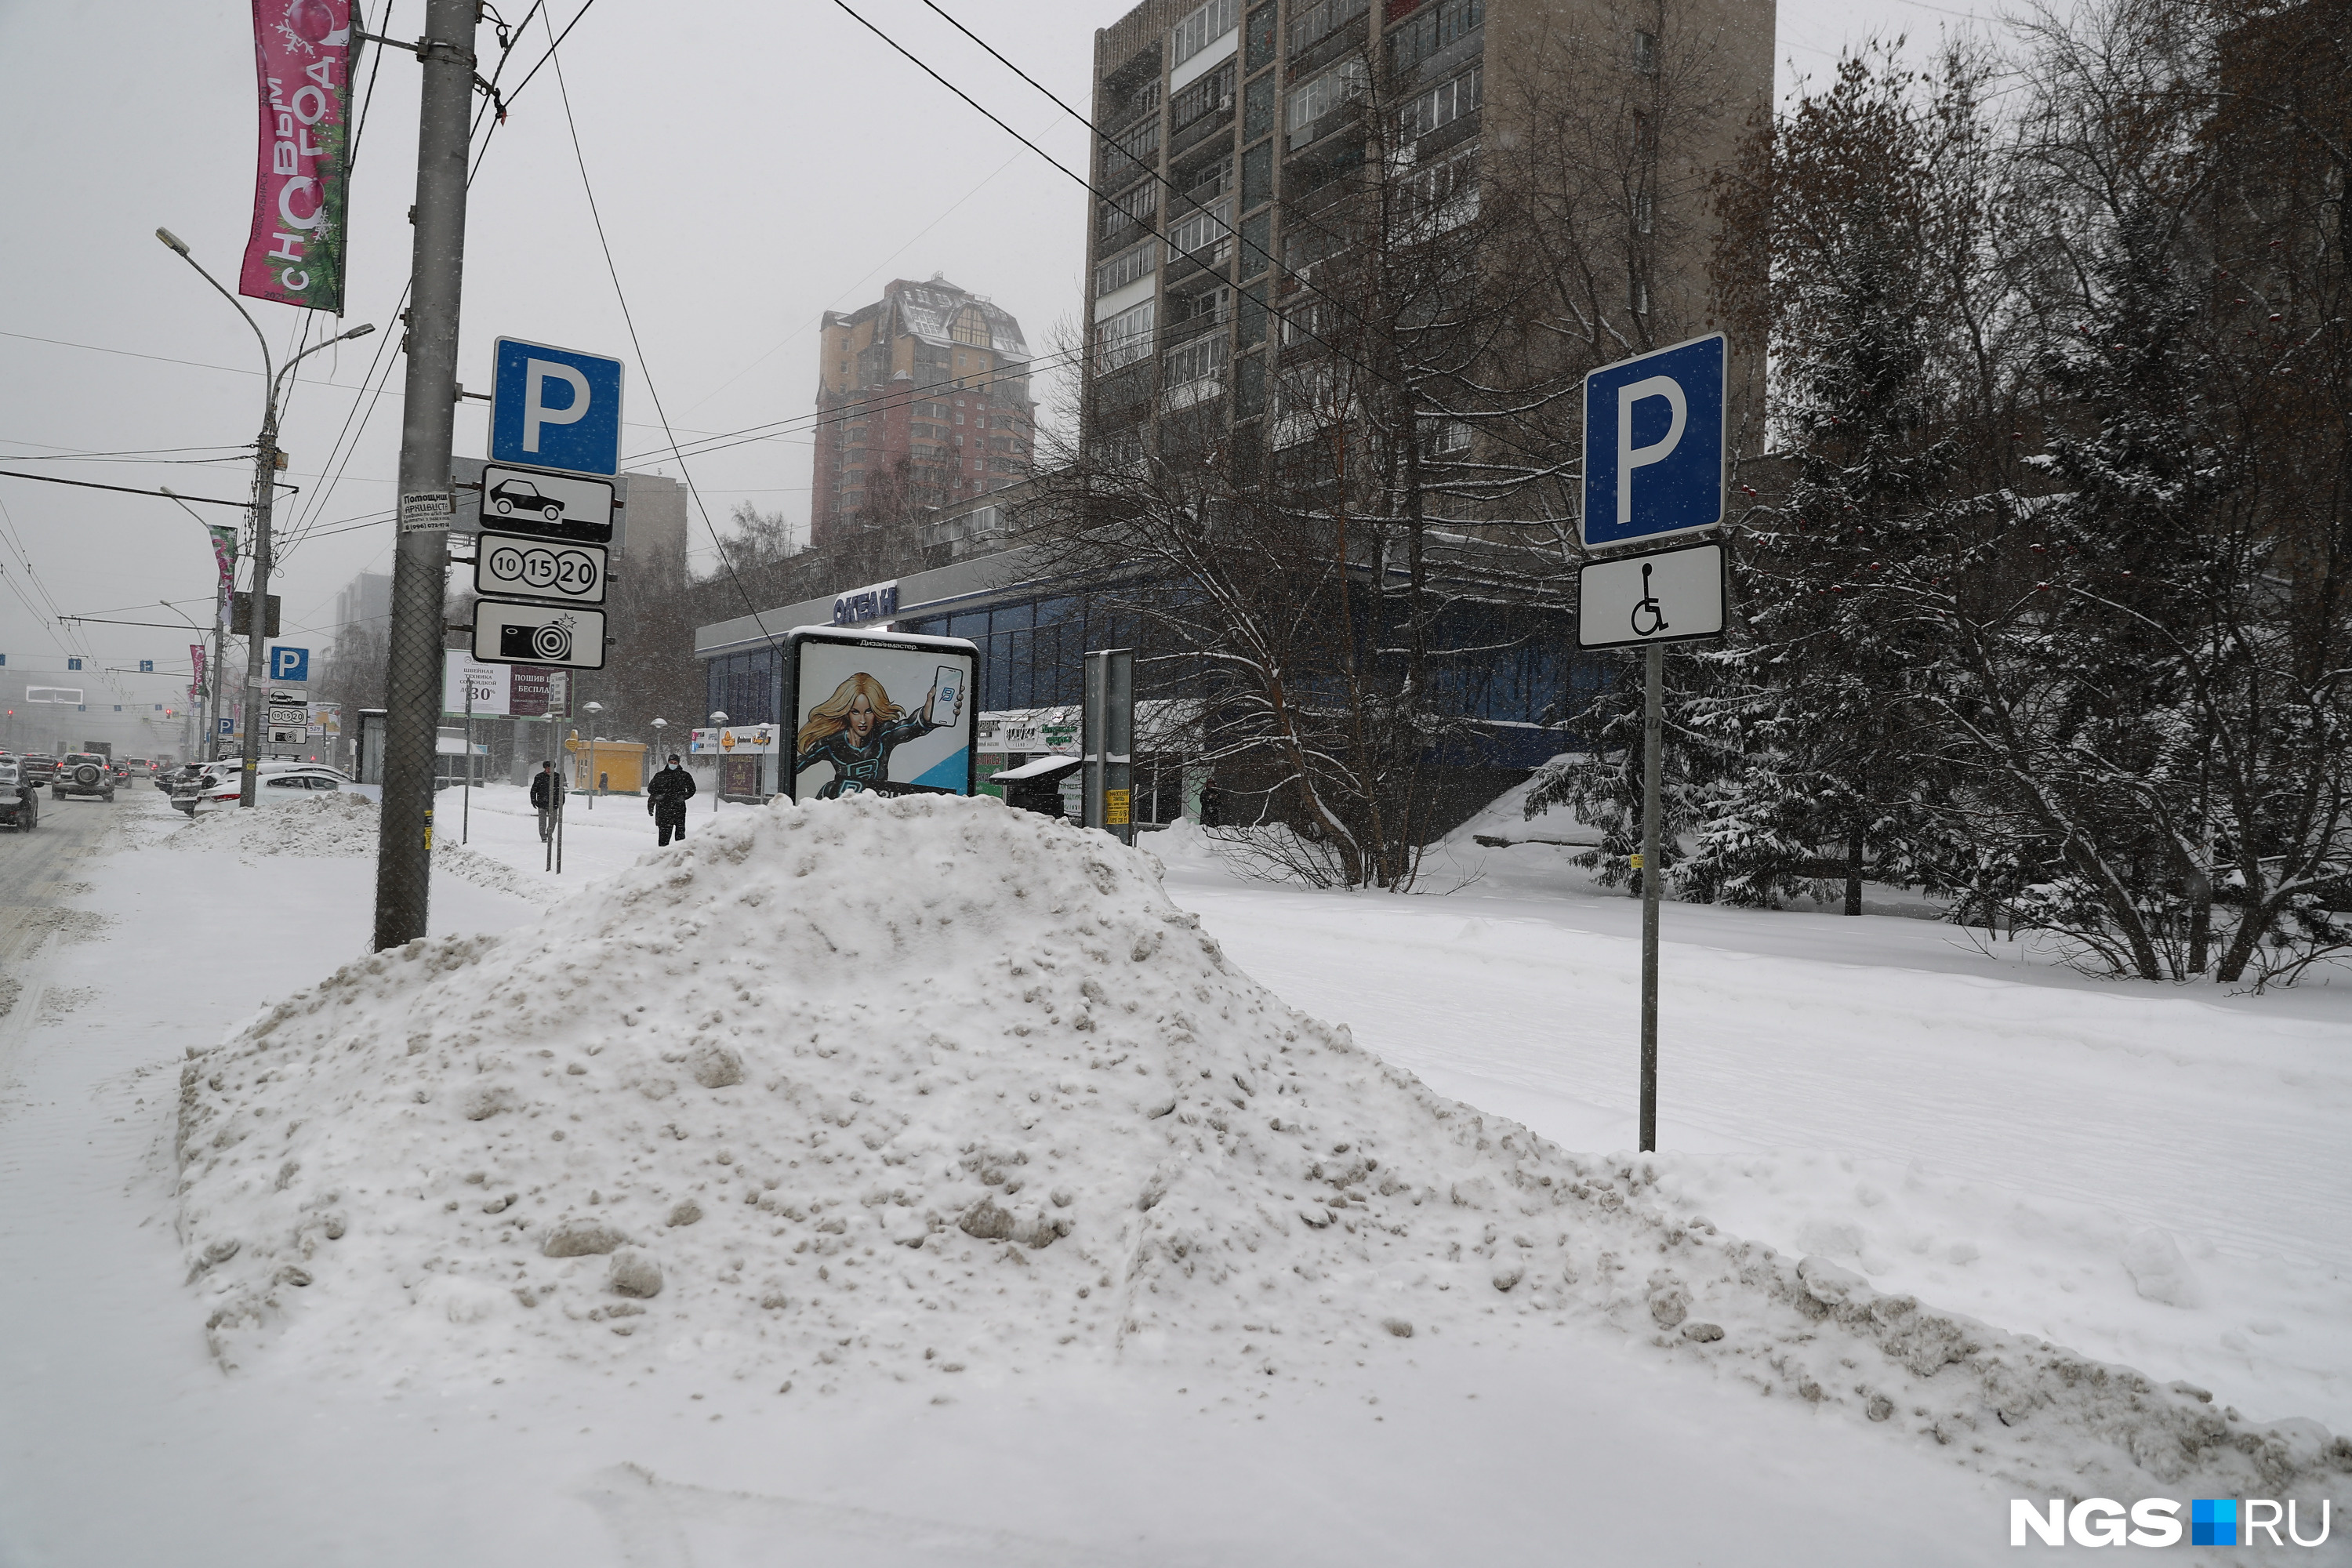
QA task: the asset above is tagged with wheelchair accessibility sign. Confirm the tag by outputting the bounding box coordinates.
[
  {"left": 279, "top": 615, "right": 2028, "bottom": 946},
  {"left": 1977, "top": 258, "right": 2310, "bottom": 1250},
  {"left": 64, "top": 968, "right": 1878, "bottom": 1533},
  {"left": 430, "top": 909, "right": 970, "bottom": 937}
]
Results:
[{"left": 1577, "top": 541, "right": 1725, "bottom": 650}]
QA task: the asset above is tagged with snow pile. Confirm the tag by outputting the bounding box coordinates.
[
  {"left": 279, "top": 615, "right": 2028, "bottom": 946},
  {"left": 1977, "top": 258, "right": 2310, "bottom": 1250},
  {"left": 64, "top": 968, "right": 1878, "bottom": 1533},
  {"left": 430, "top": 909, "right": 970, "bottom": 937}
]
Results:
[
  {"left": 174, "top": 793, "right": 2350, "bottom": 1504},
  {"left": 163, "top": 792, "right": 556, "bottom": 903},
  {"left": 169, "top": 792, "right": 379, "bottom": 857}
]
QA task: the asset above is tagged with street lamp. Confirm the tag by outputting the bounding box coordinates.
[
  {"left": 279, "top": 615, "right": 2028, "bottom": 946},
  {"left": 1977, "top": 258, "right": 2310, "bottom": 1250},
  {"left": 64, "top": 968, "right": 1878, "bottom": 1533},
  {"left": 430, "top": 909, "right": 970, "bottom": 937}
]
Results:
[
  {"left": 153, "top": 594, "right": 220, "bottom": 762},
  {"left": 582, "top": 701, "right": 604, "bottom": 806},
  {"left": 708, "top": 711, "right": 728, "bottom": 811},
  {"left": 156, "top": 227, "right": 372, "bottom": 806}
]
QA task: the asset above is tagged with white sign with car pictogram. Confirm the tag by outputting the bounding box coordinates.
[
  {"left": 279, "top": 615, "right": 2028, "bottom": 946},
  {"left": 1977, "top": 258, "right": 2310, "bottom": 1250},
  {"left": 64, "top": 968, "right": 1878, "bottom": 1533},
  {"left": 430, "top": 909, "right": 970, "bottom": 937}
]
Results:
[
  {"left": 475, "top": 533, "right": 607, "bottom": 606},
  {"left": 474, "top": 463, "right": 615, "bottom": 545}
]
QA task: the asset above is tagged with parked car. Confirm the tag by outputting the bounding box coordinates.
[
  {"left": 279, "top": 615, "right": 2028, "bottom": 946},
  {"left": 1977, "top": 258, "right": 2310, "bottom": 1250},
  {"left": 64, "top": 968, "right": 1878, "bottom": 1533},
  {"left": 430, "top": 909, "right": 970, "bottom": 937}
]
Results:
[
  {"left": 189, "top": 767, "right": 350, "bottom": 811},
  {"left": 0, "top": 759, "right": 37, "bottom": 831},
  {"left": 20, "top": 755, "right": 58, "bottom": 786},
  {"left": 53, "top": 753, "right": 114, "bottom": 802}
]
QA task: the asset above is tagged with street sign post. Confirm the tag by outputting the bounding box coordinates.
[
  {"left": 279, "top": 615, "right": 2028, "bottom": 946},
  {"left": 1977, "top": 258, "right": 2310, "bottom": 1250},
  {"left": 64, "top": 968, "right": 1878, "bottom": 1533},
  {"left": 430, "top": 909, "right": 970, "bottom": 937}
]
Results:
[
  {"left": 1579, "top": 333, "right": 1732, "bottom": 1156},
  {"left": 477, "top": 534, "right": 608, "bottom": 606},
  {"left": 1581, "top": 333, "right": 1726, "bottom": 552},
  {"left": 472, "top": 601, "right": 608, "bottom": 671},
  {"left": 489, "top": 338, "right": 625, "bottom": 477},
  {"left": 475, "top": 464, "right": 615, "bottom": 545}
]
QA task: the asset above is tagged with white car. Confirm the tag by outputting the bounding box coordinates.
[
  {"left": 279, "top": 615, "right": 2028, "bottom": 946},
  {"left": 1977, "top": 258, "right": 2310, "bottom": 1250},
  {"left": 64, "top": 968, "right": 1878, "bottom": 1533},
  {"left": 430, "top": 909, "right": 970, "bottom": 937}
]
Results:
[{"left": 189, "top": 767, "right": 351, "bottom": 808}]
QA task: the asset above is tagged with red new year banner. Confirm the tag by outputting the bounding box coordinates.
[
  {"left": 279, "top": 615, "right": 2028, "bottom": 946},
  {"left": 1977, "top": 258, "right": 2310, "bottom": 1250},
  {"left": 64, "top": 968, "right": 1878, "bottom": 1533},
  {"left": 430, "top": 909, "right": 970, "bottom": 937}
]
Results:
[{"left": 240, "top": 0, "right": 363, "bottom": 314}]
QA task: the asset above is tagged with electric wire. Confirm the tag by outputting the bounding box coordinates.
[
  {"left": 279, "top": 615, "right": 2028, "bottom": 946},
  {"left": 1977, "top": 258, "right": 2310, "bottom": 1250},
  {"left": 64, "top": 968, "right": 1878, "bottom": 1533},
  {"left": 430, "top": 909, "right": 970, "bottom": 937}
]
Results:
[
  {"left": 541, "top": 10, "right": 782, "bottom": 651},
  {"left": 846, "top": 0, "right": 1575, "bottom": 483}
]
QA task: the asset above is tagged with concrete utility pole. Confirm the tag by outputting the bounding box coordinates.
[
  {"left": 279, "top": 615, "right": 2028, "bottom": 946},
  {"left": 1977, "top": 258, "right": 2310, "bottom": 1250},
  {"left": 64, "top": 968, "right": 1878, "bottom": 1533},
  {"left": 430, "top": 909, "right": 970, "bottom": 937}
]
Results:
[{"left": 374, "top": 0, "right": 477, "bottom": 949}]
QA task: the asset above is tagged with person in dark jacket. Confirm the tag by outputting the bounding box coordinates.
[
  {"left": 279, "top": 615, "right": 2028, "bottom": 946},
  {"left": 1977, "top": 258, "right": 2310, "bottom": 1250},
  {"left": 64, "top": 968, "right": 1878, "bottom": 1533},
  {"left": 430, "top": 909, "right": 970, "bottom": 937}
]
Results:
[
  {"left": 647, "top": 753, "right": 696, "bottom": 845},
  {"left": 528, "top": 760, "right": 560, "bottom": 840}
]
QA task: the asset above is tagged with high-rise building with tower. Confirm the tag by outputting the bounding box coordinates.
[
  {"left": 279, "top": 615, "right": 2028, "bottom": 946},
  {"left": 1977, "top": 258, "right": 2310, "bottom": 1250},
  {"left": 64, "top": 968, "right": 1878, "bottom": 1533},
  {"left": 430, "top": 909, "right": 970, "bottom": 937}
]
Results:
[{"left": 810, "top": 278, "right": 1037, "bottom": 547}]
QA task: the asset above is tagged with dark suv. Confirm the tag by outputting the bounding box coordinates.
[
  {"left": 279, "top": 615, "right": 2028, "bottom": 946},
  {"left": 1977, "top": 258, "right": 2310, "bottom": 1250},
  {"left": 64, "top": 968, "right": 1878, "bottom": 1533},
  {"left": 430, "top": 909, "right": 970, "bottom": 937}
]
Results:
[
  {"left": 0, "top": 760, "right": 35, "bottom": 831},
  {"left": 53, "top": 753, "right": 114, "bottom": 802}
]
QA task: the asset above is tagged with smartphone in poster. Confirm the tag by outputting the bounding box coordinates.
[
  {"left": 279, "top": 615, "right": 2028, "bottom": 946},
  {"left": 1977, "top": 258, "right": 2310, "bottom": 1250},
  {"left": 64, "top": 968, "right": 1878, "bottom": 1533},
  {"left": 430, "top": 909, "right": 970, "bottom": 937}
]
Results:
[{"left": 785, "top": 626, "right": 978, "bottom": 803}]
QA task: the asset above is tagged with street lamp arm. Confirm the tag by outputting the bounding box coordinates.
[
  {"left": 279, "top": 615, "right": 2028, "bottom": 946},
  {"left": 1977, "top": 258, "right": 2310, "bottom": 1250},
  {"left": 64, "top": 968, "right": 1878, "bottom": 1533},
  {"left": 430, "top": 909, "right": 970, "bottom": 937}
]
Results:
[
  {"left": 156, "top": 231, "right": 274, "bottom": 395},
  {"left": 274, "top": 322, "right": 378, "bottom": 404}
]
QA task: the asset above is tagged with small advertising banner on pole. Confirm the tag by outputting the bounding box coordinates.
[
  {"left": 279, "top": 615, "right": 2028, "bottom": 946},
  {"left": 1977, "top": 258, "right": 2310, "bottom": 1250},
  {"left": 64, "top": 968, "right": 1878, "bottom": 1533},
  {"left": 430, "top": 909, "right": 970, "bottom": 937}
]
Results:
[
  {"left": 240, "top": 0, "right": 362, "bottom": 313},
  {"left": 782, "top": 626, "right": 978, "bottom": 804}
]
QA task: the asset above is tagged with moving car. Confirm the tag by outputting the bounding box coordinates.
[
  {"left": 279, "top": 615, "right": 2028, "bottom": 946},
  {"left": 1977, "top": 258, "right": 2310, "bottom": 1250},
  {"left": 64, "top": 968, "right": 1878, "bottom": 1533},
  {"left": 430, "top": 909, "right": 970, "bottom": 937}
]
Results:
[
  {"left": 52, "top": 753, "right": 114, "bottom": 802},
  {"left": 20, "top": 755, "right": 57, "bottom": 786},
  {"left": 0, "top": 759, "right": 37, "bottom": 831}
]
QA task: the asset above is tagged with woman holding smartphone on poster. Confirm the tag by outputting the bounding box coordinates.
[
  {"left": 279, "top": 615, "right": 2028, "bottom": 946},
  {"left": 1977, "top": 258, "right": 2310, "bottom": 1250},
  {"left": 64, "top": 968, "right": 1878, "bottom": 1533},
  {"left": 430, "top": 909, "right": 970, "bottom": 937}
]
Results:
[{"left": 792, "top": 670, "right": 963, "bottom": 799}]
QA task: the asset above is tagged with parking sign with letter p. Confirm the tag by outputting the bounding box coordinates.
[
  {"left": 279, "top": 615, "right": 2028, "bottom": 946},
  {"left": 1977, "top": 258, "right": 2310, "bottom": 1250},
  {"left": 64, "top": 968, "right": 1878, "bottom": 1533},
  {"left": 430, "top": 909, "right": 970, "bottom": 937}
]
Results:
[
  {"left": 1582, "top": 333, "right": 1726, "bottom": 550},
  {"left": 488, "top": 337, "right": 626, "bottom": 477}
]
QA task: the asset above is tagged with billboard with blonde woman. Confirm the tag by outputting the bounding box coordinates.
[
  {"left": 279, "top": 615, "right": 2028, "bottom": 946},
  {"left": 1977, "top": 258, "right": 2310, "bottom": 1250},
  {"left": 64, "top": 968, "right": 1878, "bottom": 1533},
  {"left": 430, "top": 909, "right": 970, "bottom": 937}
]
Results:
[{"left": 784, "top": 626, "right": 978, "bottom": 803}]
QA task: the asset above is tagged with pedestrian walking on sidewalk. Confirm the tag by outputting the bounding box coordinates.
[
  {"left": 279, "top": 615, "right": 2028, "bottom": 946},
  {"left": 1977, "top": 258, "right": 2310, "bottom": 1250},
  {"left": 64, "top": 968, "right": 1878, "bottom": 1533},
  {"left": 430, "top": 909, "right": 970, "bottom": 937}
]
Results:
[
  {"left": 529, "top": 760, "right": 561, "bottom": 842},
  {"left": 648, "top": 753, "right": 696, "bottom": 846}
]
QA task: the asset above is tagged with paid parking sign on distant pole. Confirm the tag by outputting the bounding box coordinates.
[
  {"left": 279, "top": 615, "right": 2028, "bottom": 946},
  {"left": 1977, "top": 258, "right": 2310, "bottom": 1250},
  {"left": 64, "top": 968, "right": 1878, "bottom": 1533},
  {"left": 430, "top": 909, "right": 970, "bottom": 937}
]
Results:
[{"left": 1580, "top": 333, "right": 1730, "bottom": 1156}]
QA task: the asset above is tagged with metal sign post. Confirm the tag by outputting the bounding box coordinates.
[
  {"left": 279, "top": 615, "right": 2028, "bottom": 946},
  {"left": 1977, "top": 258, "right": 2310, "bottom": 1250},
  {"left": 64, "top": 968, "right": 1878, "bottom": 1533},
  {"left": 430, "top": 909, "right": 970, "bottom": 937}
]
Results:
[
  {"left": 1580, "top": 335, "right": 1730, "bottom": 1154},
  {"left": 1082, "top": 648, "right": 1135, "bottom": 844}
]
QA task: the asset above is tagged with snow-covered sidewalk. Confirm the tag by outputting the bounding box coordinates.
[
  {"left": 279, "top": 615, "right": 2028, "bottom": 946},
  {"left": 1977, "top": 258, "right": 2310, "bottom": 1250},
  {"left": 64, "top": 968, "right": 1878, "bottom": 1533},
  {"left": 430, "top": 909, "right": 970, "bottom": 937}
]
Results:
[{"left": 0, "top": 789, "right": 2342, "bottom": 1566}]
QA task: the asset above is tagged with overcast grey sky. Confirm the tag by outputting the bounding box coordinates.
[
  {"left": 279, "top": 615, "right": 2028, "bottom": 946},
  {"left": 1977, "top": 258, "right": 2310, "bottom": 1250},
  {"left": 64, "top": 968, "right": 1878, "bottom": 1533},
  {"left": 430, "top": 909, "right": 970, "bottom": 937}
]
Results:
[{"left": 0, "top": 0, "right": 1994, "bottom": 748}]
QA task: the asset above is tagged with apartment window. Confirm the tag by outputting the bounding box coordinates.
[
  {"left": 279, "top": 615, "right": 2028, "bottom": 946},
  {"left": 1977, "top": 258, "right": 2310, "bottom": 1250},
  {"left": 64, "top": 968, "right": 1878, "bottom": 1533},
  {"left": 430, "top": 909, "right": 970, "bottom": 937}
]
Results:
[
  {"left": 1399, "top": 65, "right": 1480, "bottom": 140},
  {"left": 1171, "top": 60, "right": 1236, "bottom": 129},
  {"left": 1167, "top": 194, "right": 1235, "bottom": 263},
  {"left": 1634, "top": 28, "right": 1658, "bottom": 73},
  {"left": 1400, "top": 143, "right": 1479, "bottom": 232},
  {"left": 1103, "top": 114, "right": 1160, "bottom": 183},
  {"left": 1420, "top": 416, "right": 1470, "bottom": 456},
  {"left": 1287, "top": 0, "right": 1367, "bottom": 57},
  {"left": 1287, "top": 57, "right": 1366, "bottom": 149},
  {"left": 1099, "top": 180, "right": 1159, "bottom": 238},
  {"left": 1094, "top": 243, "right": 1157, "bottom": 303},
  {"left": 1173, "top": 0, "right": 1240, "bottom": 66},
  {"left": 952, "top": 307, "right": 991, "bottom": 347},
  {"left": 1098, "top": 299, "right": 1156, "bottom": 372},
  {"left": 1162, "top": 332, "right": 1230, "bottom": 409},
  {"left": 1240, "top": 209, "right": 1272, "bottom": 278},
  {"left": 1387, "top": 0, "right": 1480, "bottom": 74}
]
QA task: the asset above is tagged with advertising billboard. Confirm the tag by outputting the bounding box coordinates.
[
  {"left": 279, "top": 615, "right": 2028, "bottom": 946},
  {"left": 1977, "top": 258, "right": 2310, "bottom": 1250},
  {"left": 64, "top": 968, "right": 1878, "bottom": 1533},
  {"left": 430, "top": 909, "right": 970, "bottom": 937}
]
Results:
[{"left": 784, "top": 626, "right": 978, "bottom": 803}]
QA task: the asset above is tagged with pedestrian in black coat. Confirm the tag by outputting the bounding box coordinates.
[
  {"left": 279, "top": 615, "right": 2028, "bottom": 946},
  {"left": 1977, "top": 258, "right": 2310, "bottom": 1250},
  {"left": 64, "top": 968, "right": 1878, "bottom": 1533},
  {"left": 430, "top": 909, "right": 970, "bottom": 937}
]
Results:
[
  {"left": 528, "top": 760, "right": 560, "bottom": 841},
  {"left": 647, "top": 753, "right": 696, "bottom": 846}
]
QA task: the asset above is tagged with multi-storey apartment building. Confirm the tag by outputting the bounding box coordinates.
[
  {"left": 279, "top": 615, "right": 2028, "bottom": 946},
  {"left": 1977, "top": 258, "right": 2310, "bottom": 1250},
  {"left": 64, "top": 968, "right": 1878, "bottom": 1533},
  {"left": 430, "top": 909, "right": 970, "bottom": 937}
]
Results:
[
  {"left": 1080, "top": 0, "right": 1773, "bottom": 459},
  {"left": 810, "top": 277, "right": 1037, "bottom": 546}
]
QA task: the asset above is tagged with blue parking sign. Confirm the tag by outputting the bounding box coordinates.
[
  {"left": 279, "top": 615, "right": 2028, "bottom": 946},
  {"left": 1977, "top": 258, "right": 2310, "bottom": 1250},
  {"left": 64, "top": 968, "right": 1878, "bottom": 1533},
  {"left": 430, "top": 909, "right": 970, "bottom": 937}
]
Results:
[
  {"left": 269, "top": 645, "right": 310, "bottom": 683},
  {"left": 1582, "top": 333, "right": 1726, "bottom": 550},
  {"left": 489, "top": 337, "right": 626, "bottom": 477}
]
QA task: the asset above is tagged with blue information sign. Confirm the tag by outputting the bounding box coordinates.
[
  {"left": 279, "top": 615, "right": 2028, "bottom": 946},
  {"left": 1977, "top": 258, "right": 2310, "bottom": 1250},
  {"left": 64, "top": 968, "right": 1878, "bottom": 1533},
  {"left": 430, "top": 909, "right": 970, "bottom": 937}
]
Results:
[
  {"left": 268, "top": 645, "right": 310, "bottom": 683},
  {"left": 1581, "top": 333, "right": 1726, "bottom": 550},
  {"left": 488, "top": 337, "right": 626, "bottom": 477}
]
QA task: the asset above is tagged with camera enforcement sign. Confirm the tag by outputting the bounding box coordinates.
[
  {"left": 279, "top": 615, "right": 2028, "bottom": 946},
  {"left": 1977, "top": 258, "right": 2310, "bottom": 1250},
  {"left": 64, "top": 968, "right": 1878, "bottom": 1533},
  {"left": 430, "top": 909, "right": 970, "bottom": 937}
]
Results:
[{"left": 473, "top": 601, "right": 607, "bottom": 671}]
